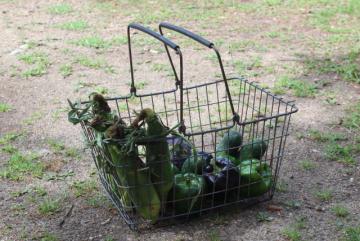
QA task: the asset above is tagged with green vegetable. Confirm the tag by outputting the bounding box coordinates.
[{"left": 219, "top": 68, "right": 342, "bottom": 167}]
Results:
[
  {"left": 171, "top": 173, "right": 206, "bottom": 214},
  {"left": 238, "top": 139, "right": 268, "bottom": 163},
  {"left": 216, "top": 130, "right": 243, "bottom": 159},
  {"left": 133, "top": 108, "right": 174, "bottom": 204},
  {"left": 238, "top": 159, "right": 272, "bottom": 197},
  {"left": 181, "top": 151, "right": 212, "bottom": 174},
  {"left": 107, "top": 144, "right": 160, "bottom": 222}
]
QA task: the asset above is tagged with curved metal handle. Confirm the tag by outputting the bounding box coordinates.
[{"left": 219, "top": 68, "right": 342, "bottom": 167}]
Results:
[
  {"left": 127, "top": 23, "right": 182, "bottom": 94},
  {"left": 159, "top": 22, "right": 213, "bottom": 48},
  {"left": 158, "top": 22, "right": 238, "bottom": 124}
]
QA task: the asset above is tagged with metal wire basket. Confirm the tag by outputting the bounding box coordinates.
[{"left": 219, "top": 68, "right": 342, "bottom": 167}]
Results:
[{"left": 74, "top": 23, "right": 298, "bottom": 231}]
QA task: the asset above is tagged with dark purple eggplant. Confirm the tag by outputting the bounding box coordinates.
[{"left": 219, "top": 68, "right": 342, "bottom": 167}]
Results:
[
  {"left": 167, "top": 135, "right": 192, "bottom": 169},
  {"left": 204, "top": 158, "right": 240, "bottom": 202}
]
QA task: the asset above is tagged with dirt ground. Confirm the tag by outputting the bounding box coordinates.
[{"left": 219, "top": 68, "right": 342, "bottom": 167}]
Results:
[{"left": 0, "top": 0, "right": 359, "bottom": 240}]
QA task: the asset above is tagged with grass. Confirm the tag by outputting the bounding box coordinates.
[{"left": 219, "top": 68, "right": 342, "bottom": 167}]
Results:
[
  {"left": 299, "top": 160, "right": 317, "bottom": 170},
  {"left": 0, "top": 102, "right": 12, "bottom": 112},
  {"left": 1, "top": 145, "right": 17, "bottom": 154},
  {"left": 71, "top": 36, "right": 111, "bottom": 49},
  {"left": 48, "top": 3, "right": 73, "bottom": 15},
  {"left": 282, "top": 228, "right": 301, "bottom": 241},
  {"left": 75, "top": 56, "right": 114, "bottom": 74},
  {"left": 315, "top": 189, "right": 333, "bottom": 202},
  {"left": 94, "top": 86, "right": 109, "bottom": 95},
  {"left": 331, "top": 204, "right": 349, "bottom": 218},
  {"left": 38, "top": 197, "right": 61, "bottom": 215},
  {"left": 22, "top": 111, "right": 42, "bottom": 125},
  {"left": 40, "top": 232, "right": 59, "bottom": 241},
  {"left": 344, "top": 226, "right": 360, "bottom": 241},
  {"left": 0, "top": 132, "right": 22, "bottom": 145},
  {"left": 73, "top": 81, "right": 97, "bottom": 92},
  {"left": 0, "top": 152, "right": 43, "bottom": 180},
  {"left": 344, "top": 102, "right": 360, "bottom": 130},
  {"left": 19, "top": 52, "right": 50, "bottom": 78},
  {"left": 256, "top": 211, "right": 272, "bottom": 222},
  {"left": 308, "top": 129, "right": 347, "bottom": 142},
  {"left": 325, "top": 142, "right": 356, "bottom": 165},
  {"left": 47, "top": 139, "right": 80, "bottom": 159},
  {"left": 273, "top": 76, "right": 317, "bottom": 97},
  {"left": 59, "top": 64, "right": 73, "bottom": 78},
  {"left": 47, "top": 139, "right": 65, "bottom": 153},
  {"left": 207, "top": 229, "right": 221, "bottom": 241},
  {"left": 71, "top": 179, "right": 98, "bottom": 197},
  {"left": 304, "top": 49, "right": 360, "bottom": 84},
  {"left": 57, "top": 20, "right": 88, "bottom": 31},
  {"left": 275, "top": 180, "right": 288, "bottom": 193}
]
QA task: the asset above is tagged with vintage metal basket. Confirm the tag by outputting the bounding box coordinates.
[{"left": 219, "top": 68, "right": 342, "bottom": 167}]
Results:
[{"left": 74, "top": 23, "right": 298, "bottom": 230}]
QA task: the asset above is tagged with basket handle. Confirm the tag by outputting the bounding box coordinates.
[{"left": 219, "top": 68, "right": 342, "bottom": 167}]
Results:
[
  {"left": 158, "top": 22, "right": 239, "bottom": 123},
  {"left": 127, "top": 23, "right": 183, "bottom": 94}
]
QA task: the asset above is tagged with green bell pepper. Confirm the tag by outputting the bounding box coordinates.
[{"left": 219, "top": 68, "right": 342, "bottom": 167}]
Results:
[
  {"left": 171, "top": 173, "right": 206, "bottom": 214},
  {"left": 238, "top": 159, "right": 272, "bottom": 197}
]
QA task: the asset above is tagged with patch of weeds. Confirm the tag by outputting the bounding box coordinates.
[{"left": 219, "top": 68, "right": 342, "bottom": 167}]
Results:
[
  {"left": 94, "top": 86, "right": 109, "bottom": 95},
  {"left": 111, "top": 36, "right": 127, "bottom": 46},
  {"left": 71, "top": 179, "right": 98, "bottom": 197},
  {"left": 228, "top": 40, "right": 256, "bottom": 52},
  {"left": 86, "top": 194, "right": 108, "bottom": 207},
  {"left": 0, "top": 132, "right": 22, "bottom": 145},
  {"left": 33, "top": 186, "right": 47, "bottom": 196},
  {"left": 315, "top": 189, "right": 333, "bottom": 202},
  {"left": 325, "top": 142, "right": 355, "bottom": 165},
  {"left": 127, "top": 80, "right": 148, "bottom": 90},
  {"left": 308, "top": 129, "right": 347, "bottom": 142},
  {"left": 151, "top": 63, "right": 172, "bottom": 74},
  {"left": 64, "top": 147, "right": 80, "bottom": 159},
  {"left": 273, "top": 76, "right": 317, "bottom": 97},
  {"left": 344, "top": 226, "right": 360, "bottom": 241},
  {"left": 0, "top": 152, "right": 43, "bottom": 180},
  {"left": 48, "top": 3, "right": 73, "bottom": 14},
  {"left": 75, "top": 56, "right": 113, "bottom": 73},
  {"left": 265, "top": 0, "right": 282, "bottom": 6},
  {"left": 47, "top": 139, "right": 65, "bottom": 153},
  {"left": 71, "top": 36, "right": 110, "bottom": 49},
  {"left": 275, "top": 180, "right": 288, "bottom": 193},
  {"left": 294, "top": 216, "right": 307, "bottom": 229},
  {"left": 19, "top": 52, "right": 50, "bottom": 78},
  {"left": 0, "top": 102, "right": 12, "bottom": 112},
  {"left": 104, "top": 236, "right": 115, "bottom": 241},
  {"left": 284, "top": 200, "right": 302, "bottom": 209},
  {"left": 324, "top": 92, "right": 338, "bottom": 105},
  {"left": 207, "top": 229, "right": 221, "bottom": 241},
  {"left": 40, "top": 232, "right": 59, "bottom": 241},
  {"left": 304, "top": 49, "right": 360, "bottom": 84},
  {"left": 59, "top": 64, "right": 73, "bottom": 78},
  {"left": 57, "top": 20, "right": 88, "bottom": 31},
  {"left": 344, "top": 102, "right": 360, "bottom": 130},
  {"left": 331, "top": 204, "right": 349, "bottom": 218},
  {"left": 38, "top": 197, "right": 61, "bottom": 215},
  {"left": 22, "top": 111, "right": 43, "bottom": 125},
  {"left": 282, "top": 227, "right": 301, "bottom": 241},
  {"left": 73, "top": 81, "right": 97, "bottom": 92},
  {"left": 52, "top": 107, "right": 69, "bottom": 121},
  {"left": 1, "top": 145, "right": 17, "bottom": 154},
  {"left": 256, "top": 211, "right": 273, "bottom": 222},
  {"left": 267, "top": 31, "right": 281, "bottom": 38},
  {"left": 233, "top": 57, "right": 263, "bottom": 77},
  {"left": 299, "top": 160, "right": 316, "bottom": 170}
]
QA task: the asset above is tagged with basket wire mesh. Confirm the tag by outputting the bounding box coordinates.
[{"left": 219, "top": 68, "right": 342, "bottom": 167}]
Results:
[{"left": 75, "top": 23, "right": 298, "bottom": 231}]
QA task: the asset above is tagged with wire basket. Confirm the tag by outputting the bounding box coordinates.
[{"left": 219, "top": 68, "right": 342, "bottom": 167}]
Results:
[{"left": 72, "top": 23, "right": 298, "bottom": 231}]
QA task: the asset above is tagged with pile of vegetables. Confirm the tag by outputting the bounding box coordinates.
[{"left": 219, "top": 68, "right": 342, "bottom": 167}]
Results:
[{"left": 68, "top": 94, "right": 273, "bottom": 222}]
